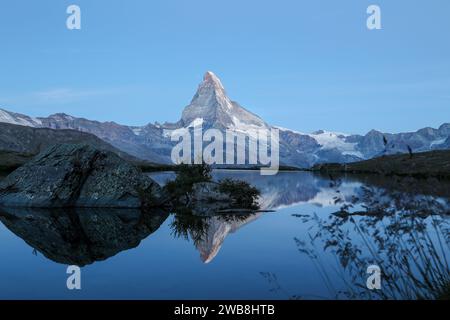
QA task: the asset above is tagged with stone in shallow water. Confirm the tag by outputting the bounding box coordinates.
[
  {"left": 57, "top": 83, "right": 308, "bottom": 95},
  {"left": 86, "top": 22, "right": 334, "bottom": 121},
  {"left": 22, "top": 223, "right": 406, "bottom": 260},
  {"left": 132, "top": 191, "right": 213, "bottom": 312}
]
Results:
[
  {"left": 187, "top": 182, "right": 232, "bottom": 216},
  {"left": 0, "top": 144, "right": 163, "bottom": 208}
]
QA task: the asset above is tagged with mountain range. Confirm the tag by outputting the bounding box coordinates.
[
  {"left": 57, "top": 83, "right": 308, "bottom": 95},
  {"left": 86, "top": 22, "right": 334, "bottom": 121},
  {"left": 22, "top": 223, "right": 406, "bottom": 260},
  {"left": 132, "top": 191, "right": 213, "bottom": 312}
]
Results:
[{"left": 1, "top": 71, "right": 449, "bottom": 168}]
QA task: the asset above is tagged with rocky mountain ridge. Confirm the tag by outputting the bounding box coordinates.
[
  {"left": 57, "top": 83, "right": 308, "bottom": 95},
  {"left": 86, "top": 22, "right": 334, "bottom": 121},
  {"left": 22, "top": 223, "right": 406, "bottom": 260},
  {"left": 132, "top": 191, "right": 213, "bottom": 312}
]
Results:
[{"left": 1, "top": 71, "right": 449, "bottom": 168}]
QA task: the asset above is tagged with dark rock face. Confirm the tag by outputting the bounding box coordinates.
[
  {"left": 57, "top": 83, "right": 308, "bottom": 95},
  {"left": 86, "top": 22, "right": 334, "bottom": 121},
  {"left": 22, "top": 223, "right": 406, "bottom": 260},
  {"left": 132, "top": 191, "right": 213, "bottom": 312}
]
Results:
[
  {"left": 0, "top": 207, "right": 169, "bottom": 266},
  {"left": 0, "top": 144, "right": 163, "bottom": 208}
]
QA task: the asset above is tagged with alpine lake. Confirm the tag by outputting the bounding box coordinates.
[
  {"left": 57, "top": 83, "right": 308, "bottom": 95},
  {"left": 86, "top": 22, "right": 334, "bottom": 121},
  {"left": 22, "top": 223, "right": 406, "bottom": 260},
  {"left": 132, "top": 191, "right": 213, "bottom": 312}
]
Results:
[{"left": 0, "top": 170, "right": 448, "bottom": 300}]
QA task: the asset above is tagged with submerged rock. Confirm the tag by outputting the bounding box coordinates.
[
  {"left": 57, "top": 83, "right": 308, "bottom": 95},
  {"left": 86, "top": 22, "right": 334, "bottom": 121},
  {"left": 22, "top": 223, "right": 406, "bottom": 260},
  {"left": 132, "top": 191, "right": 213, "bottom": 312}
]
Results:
[
  {"left": 190, "top": 182, "right": 231, "bottom": 203},
  {"left": 0, "top": 144, "right": 163, "bottom": 208},
  {"left": 188, "top": 182, "right": 233, "bottom": 215}
]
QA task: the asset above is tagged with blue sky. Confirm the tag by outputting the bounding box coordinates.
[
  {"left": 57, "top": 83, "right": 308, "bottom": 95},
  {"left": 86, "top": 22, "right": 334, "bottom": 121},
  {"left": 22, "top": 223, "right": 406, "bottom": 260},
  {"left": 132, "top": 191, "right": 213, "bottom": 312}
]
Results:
[{"left": 0, "top": 0, "right": 449, "bottom": 134}]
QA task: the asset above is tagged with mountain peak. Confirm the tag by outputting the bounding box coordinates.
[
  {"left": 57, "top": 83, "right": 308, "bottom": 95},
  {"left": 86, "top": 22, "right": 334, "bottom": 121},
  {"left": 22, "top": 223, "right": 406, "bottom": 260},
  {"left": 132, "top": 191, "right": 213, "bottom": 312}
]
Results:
[
  {"left": 181, "top": 72, "right": 267, "bottom": 129},
  {"left": 196, "top": 71, "right": 227, "bottom": 99},
  {"left": 202, "top": 71, "right": 224, "bottom": 90},
  {"left": 181, "top": 71, "right": 232, "bottom": 127}
]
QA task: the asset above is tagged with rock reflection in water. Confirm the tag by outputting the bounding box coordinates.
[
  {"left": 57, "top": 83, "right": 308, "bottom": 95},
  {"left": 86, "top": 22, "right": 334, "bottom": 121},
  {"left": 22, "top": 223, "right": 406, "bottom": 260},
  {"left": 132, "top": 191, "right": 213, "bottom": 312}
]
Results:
[{"left": 0, "top": 207, "right": 169, "bottom": 266}]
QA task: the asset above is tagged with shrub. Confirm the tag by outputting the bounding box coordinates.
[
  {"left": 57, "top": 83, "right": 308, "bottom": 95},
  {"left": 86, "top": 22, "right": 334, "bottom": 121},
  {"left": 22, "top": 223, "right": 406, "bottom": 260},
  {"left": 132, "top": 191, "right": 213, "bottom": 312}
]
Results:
[
  {"left": 165, "top": 163, "right": 261, "bottom": 211},
  {"left": 165, "top": 163, "right": 212, "bottom": 199}
]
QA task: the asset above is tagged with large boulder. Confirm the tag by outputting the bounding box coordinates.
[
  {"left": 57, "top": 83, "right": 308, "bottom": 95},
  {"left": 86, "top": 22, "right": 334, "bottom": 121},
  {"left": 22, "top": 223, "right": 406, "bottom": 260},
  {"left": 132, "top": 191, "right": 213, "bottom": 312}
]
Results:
[
  {"left": 190, "top": 182, "right": 231, "bottom": 203},
  {"left": 0, "top": 144, "right": 164, "bottom": 208}
]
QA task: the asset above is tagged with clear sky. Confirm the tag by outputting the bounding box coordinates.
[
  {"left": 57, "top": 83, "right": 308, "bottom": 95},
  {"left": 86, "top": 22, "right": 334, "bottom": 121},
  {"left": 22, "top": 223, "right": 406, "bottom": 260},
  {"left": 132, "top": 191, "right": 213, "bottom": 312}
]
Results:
[{"left": 0, "top": 0, "right": 449, "bottom": 134}]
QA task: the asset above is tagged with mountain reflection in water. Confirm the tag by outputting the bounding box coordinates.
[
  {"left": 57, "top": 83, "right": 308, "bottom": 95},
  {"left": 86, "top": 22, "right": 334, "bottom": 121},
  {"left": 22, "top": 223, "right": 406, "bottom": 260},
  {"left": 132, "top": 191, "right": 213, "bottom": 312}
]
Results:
[{"left": 0, "top": 171, "right": 448, "bottom": 299}]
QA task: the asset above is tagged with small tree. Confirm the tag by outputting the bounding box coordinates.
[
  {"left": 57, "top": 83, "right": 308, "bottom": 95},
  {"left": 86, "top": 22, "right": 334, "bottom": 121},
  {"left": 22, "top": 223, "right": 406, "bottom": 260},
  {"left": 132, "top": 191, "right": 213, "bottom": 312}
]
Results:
[{"left": 165, "top": 163, "right": 212, "bottom": 199}]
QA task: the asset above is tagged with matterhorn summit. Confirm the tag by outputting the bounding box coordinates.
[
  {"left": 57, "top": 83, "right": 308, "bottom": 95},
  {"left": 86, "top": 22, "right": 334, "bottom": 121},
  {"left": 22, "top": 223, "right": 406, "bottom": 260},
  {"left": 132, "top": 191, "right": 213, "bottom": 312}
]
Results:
[{"left": 181, "top": 71, "right": 268, "bottom": 130}]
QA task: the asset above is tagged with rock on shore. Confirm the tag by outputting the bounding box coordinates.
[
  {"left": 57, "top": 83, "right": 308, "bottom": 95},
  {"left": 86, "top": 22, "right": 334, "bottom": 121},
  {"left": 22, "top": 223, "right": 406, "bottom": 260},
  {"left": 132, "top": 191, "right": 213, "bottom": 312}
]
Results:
[{"left": 0, "top": 144, "right": 163, "bottom": 208}]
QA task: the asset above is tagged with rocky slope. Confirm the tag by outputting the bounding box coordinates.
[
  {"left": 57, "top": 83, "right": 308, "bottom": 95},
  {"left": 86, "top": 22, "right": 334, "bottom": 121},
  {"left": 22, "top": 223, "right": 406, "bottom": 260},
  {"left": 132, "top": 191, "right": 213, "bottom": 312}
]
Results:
[
  {"left": 312, "top": 149, "right": 450, "bottom": 179},
  {"left": 0, "top": 122, "right": 138, "bottom": 162}
]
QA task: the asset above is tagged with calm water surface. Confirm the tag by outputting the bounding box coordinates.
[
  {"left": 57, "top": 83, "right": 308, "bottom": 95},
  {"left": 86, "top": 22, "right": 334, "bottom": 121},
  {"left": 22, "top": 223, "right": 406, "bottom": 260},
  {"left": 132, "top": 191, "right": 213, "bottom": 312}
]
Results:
[{"left": 0, "top": 171, "right": 448, "bottom": 299}]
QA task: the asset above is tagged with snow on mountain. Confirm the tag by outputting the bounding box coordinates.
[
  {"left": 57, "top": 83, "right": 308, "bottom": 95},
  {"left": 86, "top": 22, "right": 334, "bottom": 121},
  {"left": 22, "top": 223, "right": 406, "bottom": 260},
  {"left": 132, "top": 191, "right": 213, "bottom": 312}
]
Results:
[
  {"left": 131, "top": 127, "right": 143, "bottom": 136},
  {"left": 0, "top": 108, "right": 42, "bottom": 127},
  {"left": 275, "top": 127, "right": 363, "bottom": 159},
  {"left": 430, "top": 138, "right": 447, "bottom": 148},
  {"left": 309, "top": 130, "right": 363, "bottom": 158}
]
